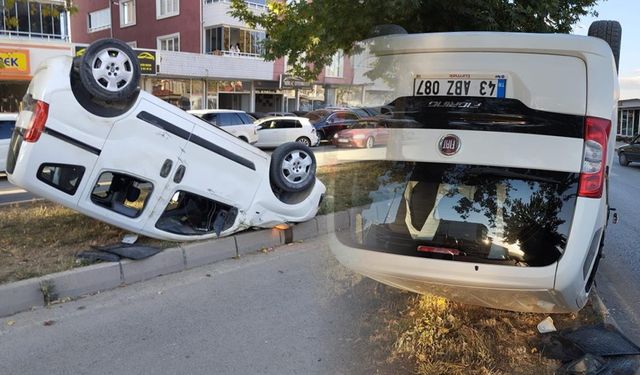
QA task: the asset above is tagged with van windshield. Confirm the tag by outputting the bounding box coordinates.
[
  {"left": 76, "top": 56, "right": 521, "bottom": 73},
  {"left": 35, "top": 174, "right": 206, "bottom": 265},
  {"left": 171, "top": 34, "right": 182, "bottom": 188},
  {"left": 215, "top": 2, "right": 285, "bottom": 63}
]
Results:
[{"left": 334, "top": 161, "right": 579, "bottom": 267}]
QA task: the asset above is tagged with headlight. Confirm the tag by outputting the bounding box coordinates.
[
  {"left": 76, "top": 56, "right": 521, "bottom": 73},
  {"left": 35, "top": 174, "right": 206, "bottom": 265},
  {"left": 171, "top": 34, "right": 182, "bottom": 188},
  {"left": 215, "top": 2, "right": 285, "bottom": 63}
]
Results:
[
  {"left": 353, "top": 134, "right": 366, "bottom": 140},
  {"left": 333, "top": 133, "right": 338, "bottom": 138}
]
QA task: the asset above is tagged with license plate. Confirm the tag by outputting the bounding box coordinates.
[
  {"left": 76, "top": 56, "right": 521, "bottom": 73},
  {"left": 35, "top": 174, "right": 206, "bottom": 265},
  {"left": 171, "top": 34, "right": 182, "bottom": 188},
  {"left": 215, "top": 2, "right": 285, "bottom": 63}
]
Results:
[
  {"left": 338, "top": 139, "right": 349, "bottom": 143},
  {"left": 414, "top": 74, "right": 507, "bottom": 98}
]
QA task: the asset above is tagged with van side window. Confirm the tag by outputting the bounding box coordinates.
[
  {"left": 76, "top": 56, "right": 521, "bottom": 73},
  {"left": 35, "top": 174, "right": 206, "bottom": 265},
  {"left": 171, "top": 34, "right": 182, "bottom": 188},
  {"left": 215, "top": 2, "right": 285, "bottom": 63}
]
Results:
[
  {"left": 156, "top": 190, "right": 238, "bottom": 235},
  {"left": 91, "top": 172, "right": 153, "bottom": 218}
]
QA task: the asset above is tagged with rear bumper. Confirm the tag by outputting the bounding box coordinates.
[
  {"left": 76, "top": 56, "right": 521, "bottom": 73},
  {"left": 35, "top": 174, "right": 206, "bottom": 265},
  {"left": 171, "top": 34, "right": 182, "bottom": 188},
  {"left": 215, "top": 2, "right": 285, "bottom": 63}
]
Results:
[{"left": 330, "top": 240, "right": 576, "bottom": 313}]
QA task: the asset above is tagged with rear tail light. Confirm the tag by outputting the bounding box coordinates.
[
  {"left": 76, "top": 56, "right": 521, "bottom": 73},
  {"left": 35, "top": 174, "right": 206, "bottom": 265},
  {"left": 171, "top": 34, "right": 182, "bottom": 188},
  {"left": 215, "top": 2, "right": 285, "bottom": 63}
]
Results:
[
  {"left": 579, "top": 117, "right": 611, "bottom": 198},
  {"left": 23, "top": 100, "right": 49, "bottom": 143}
]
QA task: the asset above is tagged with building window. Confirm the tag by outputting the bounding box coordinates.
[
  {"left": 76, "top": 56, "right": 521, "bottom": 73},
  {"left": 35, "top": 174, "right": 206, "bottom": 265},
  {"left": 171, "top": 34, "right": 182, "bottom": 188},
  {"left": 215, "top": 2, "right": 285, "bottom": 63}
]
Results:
[
  {"left": 156, "top": 0, "right": 179, "bottom": 19},
  {"left": 0, "top": 0, "right": 69, "bottom": 40},
  {"left": 158, "top": 33, "right": 180, "bottom": 51},
  {"left": 204, "top": 25, "right": 265, "bottom": 56},
  {"left": 120, "top": 0, "right": 136, "bottom": 27},
  {"left": 88, "top": 8, "right": 111, "bottom": 32},
  {"left": 325, "top": 50, "right": 344, "bottom": 78}
]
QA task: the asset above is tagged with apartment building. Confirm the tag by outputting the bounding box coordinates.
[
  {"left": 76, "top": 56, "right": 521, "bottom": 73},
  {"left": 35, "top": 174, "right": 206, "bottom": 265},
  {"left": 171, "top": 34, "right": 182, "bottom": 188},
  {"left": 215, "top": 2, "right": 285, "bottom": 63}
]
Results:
[
  {"left": 0, "top": 0, "right": 73, "bottom": 112},
  {"left": 70, "top": 0, "right": 359, "bottom": 112}
]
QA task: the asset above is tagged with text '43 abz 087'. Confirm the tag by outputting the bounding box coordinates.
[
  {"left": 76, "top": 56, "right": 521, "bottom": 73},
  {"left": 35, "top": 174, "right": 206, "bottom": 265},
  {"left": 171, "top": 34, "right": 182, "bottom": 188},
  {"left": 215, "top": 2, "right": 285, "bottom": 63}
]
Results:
[{"left": 7, "top": 39, "right": 325, "bottom": 242}]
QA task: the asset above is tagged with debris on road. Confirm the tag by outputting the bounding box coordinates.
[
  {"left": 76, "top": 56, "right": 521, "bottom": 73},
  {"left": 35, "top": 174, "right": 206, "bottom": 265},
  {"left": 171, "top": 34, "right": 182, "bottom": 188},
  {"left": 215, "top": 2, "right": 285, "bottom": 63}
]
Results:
[{"left": 538, "top": 316, "right": 557, "bottom": 333}]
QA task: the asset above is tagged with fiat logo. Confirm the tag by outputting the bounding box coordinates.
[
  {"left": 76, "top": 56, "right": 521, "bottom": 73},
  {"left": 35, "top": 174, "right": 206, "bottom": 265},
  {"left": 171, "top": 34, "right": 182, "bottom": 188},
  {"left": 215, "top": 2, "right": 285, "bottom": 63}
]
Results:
[{"left": 438, "top": 134, "right": 461, "bottom": 156}]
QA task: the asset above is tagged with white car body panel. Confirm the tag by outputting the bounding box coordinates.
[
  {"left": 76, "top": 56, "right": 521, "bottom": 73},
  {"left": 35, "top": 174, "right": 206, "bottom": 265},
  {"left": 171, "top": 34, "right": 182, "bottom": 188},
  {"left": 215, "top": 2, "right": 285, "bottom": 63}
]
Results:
[
  {"left": 329, "top": 31, "right": 618, "bottom": 313},
  {"left": 188, "top": 109, "right": 259, "bottom": 144},
  {"left": 7, "top": 55, "right": 325, "bottom": 242},
  {"left": 254, "top": 116, "right": 319, "bottom": 148}
]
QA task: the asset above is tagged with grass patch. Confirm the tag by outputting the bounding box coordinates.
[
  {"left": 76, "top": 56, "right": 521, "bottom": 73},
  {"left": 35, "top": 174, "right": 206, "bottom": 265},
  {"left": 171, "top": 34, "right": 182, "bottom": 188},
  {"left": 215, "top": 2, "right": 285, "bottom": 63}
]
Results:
[
  {"left": 377, "top": 294, "right": 602, "bottom": 374},
  {"left": 0, "top": 201, "right": 167, "bottom": 284}
]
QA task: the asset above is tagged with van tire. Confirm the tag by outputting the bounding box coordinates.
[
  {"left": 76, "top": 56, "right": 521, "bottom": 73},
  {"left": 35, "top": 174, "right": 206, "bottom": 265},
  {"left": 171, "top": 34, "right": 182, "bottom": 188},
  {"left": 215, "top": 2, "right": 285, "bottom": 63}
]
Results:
[
  {"left": 588, "top": 21, "right": 622, "bottom": 72},
  {"left": 79, "top": 39, "right": 141, "bottom": 103},
  {"left": 270, "top": 142, "right": 316, "bottom": 193}
]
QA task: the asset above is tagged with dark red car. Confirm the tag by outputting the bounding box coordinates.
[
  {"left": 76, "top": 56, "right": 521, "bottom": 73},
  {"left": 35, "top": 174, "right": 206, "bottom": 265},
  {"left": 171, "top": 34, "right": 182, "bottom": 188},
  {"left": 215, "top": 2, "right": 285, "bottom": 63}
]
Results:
[{"left": 332, "top": 120, "right": 389, "bottom": 148}]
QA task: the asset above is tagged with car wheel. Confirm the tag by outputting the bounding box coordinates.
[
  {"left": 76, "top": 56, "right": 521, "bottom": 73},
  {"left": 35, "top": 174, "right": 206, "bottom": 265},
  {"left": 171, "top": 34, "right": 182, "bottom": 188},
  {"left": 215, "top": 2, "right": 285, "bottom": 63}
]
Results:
[
  {"left": 270, "top": 142, "right": 316, "bottom": 193},
  {"left": 317, "top": 130, "right": 326, "bottom": 141},
  {"left": 295, "top": 137, "right": 311, "bottom": 147},
  {"left": 619, "top": 152, "right": 630, "bottom": 166},
  {"left": 588, "top": 20, "right": 622, "bottom": 72},
  {"left": 365, "top": 136, "right": 375, "bottom": 149},
  {"left": 79, "top": 39, "right": 141, "bottom": 103}
]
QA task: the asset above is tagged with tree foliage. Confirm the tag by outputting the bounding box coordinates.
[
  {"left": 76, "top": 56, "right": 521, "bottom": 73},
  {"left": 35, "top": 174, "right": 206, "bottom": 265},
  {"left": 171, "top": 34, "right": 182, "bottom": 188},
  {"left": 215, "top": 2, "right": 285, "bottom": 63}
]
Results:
[{"left": 230, "top": 0, "right": 602, "bottom": 81}]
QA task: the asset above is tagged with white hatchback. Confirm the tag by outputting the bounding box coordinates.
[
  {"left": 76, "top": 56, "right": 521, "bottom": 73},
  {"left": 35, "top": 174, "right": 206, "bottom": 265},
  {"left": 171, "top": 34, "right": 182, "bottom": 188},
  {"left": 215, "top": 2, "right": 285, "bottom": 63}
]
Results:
[
  {"left": 7, "top": 39, "right": 325, "bottom": 241},
  {"left": 188, "top": 109, "right": 259, "bottom": 144},
  {"left": 254, "top": 116, "right": 319, "bottom": 148},
  {"left": 0, "top": 113, "right": 17, "bottom": 173},
  {"left": 328, "top": 21, "right": 621, "bottom": 313}
]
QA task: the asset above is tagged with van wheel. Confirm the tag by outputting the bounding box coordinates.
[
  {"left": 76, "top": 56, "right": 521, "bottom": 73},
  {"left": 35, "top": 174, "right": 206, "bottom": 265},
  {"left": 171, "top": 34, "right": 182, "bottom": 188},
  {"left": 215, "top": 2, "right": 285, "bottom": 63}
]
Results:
[
  {"left": 619, "top": 152, "right": 630, "bottom": 166},
  {"left": 588, "top": 21, "right": 622, "bottom": 72},
  {"left": 79, "top": 39, "right": 141, "bottom": 103},
  {"left": 270, "top": 142, "right": 316, "bottom": 193}
]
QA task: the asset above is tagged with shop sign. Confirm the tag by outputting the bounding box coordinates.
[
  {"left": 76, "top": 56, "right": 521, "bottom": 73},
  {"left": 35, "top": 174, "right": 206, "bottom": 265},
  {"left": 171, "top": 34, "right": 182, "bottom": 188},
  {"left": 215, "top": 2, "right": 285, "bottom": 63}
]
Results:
[
  {"left": 74, "top": 45, "right": 157, "bottom": 75},
  {"left": 280, "top": 74, "right": 313, "bottom": 89},
  {"left": 0, "top": 49, "right": 30, "bottom": 76}
]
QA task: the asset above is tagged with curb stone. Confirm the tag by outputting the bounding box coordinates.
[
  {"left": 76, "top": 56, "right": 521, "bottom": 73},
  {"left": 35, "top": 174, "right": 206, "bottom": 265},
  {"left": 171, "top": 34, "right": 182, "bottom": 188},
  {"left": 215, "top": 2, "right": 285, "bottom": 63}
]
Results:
[{"left": 0, "top": 213, "right": 338, "bottom": 318}]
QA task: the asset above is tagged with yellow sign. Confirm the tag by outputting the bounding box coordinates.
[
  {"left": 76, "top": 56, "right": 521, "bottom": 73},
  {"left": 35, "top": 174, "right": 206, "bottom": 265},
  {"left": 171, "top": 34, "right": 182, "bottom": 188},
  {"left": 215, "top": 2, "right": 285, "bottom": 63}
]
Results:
[{"left": 0, "top": 49, "right": 30, "bottom": 76}]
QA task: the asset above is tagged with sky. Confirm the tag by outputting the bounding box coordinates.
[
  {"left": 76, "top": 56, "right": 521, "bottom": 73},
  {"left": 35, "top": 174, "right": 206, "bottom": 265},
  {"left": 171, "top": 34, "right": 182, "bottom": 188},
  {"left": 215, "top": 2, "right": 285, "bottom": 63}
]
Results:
[{"left": 571, "top": 0, "right": 640, "bottom": 99}]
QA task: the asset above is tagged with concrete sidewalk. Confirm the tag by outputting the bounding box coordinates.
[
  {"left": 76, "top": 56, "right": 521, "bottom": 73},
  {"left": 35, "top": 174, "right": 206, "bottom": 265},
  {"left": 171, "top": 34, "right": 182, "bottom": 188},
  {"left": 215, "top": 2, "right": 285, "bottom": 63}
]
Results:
[{"left": 0, "top": 212, "right": 350, "bottom": 318}]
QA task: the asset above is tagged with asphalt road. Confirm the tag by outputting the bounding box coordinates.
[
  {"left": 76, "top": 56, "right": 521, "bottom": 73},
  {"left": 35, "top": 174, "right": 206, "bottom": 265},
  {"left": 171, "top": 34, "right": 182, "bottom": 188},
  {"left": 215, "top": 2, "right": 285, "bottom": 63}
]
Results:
[
  {"left": 0, "top": 236, "right": 412, "bottom": 375},
  {"left": 596, "top": 161, "right": 640, "bottom": 345}
]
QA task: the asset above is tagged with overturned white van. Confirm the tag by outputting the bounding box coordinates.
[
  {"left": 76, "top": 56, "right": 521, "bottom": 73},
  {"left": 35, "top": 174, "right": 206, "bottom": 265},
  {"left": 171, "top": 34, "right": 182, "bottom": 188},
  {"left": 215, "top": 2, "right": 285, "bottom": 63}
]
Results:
[{"left": 328, "top": 21, "right": 621, "bottom": 313}]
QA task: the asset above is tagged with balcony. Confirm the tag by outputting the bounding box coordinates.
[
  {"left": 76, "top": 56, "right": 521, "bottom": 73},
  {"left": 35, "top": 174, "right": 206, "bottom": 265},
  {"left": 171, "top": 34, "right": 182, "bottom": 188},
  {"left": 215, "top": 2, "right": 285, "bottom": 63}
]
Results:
[
  {"left": 157, "top": 50, "right": 274, "bottom": 81},
  {"left": 203, "top": 0, "right": 266, "bottom": 29}
]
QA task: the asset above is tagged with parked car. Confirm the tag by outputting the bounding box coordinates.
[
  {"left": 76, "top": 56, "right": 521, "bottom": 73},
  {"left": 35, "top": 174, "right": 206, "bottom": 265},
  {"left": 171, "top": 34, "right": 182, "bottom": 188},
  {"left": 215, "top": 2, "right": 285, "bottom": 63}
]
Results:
[
  {"left": 254, "top": 116, "right": 319, "bottom": 148},
  {"left": 188, "top": 109, "right": 258, "bottom": 144},
  {"left": 616, "top": 134, "right": 640, "bottom": 166},
  {"left": 329, "top": 21, "right": 621, "bottom": 313},
  {"left": 292, "top": 110, "right": 308, "bottom": 117},
  {"left": 0, "top": 113, "right": 17, "bottom": 172},
  {"left": 7, "top": 39, "right": 325, "bottom": 242},
  {"left": 303, "top": 109, "right": 361, "bottom": 141},
  {"left": 265, "top": 111, "right": 297, "bottom": 117},
  {"left": 332, "top": 119, "right": 389, "bottom": 148}
]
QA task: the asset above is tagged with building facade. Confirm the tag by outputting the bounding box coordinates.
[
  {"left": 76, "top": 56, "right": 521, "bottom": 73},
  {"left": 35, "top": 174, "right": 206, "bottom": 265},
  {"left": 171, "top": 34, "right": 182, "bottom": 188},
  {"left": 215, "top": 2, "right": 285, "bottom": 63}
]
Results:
[
  {"left": 70, "top": 0, "right": 359, "bottom": 113},
  {"left": 0, "top": 0, "right": 73, "bottom": 112},
  {"left": 618, "top": 99, "right": 640, "bottom": 137}
]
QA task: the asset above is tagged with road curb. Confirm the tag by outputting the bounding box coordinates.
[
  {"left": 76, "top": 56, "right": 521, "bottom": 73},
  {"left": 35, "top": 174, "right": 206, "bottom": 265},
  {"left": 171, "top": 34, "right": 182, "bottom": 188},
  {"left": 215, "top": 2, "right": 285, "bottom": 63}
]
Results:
[
  {"left": 0, "top": 213, "right": 339, "bottom": 318},
  {"left": 591, "top": 288, "right": 619, "bottom": 329}
]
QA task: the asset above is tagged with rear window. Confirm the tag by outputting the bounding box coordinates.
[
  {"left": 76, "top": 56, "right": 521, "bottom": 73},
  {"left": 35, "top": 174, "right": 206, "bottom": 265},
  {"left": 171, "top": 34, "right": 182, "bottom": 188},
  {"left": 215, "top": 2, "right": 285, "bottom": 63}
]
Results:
[
  {"left": 0, "top": 120, "right": 16, "bottom": 139},
  {"left": 334, "top": 161, "right": 579, "bottom": 267}
]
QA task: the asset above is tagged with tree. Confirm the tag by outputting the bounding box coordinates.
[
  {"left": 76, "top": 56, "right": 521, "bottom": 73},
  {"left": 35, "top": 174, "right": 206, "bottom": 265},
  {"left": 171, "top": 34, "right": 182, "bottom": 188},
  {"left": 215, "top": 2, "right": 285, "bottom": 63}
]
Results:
[{"left": 230, "top": 0, "right": 602, "bottom": 81}]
